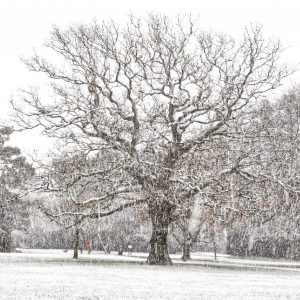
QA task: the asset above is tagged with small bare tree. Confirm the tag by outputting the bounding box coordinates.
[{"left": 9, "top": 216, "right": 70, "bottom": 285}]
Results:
[{"left": 36, "top": 149, "right": 143, "bottom": 259}]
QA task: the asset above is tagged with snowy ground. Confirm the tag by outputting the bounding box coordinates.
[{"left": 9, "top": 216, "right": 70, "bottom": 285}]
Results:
[{"left": 0, "top": 249, "right": 299, "bottom": 299}]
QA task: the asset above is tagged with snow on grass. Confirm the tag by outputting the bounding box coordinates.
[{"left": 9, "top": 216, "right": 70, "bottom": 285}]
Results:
[
  {"left": 0, "top": 250, "right": 299, "bottom": 299},
  {"left": 2, "top": 249, "right": 300, "bottom": 271}
]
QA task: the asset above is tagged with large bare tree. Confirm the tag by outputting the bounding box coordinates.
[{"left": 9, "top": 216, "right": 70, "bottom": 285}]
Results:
[{"left": 12, "top": 14, "right": 290, "bottom": 264}]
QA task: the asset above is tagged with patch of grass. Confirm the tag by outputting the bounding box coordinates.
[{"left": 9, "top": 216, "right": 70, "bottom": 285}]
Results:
[{"left": 1, "top": 254, "right": 299, "bottom": 274}]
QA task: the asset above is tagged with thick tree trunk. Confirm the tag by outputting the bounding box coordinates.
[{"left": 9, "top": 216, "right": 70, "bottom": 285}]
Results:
[
  {"left": 147, "top": 225, "right": 172, "bottom": 265},
  {"left": 73, "top": 228, "right": 79, "bottom": 259},
  {"left": 181, "top": 239, "right": 192, "bottom": 261},
  {"left": 146, "top": 201, "right": 173, "bottom": 265}
]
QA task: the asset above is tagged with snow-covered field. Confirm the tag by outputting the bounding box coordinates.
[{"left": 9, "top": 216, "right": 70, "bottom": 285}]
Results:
[{"left": 0, "top": 249, "right": 299, "bottom": 299}]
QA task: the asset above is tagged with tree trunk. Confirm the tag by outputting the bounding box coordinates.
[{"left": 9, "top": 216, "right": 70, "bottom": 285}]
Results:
[
  {"left": 103, "top": 244, "right": 110, "bottom": 254},
  {"left": 181, "top": 238, "right": 192, "bottom": 261},
  {"left": 73, "top": 228, "right": 79, "bottom": 259},
  {"left": 0, "top": 232, "right": 12, "bottom": 253},
  {"left": 146, "top": 201, "right": 173, "bottom": 265},
  {"left": 213, "top": 235, "right": 217, "bottom": 260}
]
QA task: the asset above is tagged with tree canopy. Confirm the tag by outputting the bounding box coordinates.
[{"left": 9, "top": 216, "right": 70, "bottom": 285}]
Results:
[{"left": 12, "top": 15, "right": 291, "bottom": 264}]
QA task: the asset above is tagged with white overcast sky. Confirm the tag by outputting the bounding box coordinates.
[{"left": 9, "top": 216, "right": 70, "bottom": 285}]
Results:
[{"left": 1, "top": 0, "right": 300, "bottom": 157}]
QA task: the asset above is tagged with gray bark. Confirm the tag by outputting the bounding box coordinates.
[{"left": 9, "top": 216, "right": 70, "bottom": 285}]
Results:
[
  {"left": 73, "top": 228, "right": 79, "bottom": 259},
  {"left": 146, "top": 201, "right": 173, "bottom": 265}
]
